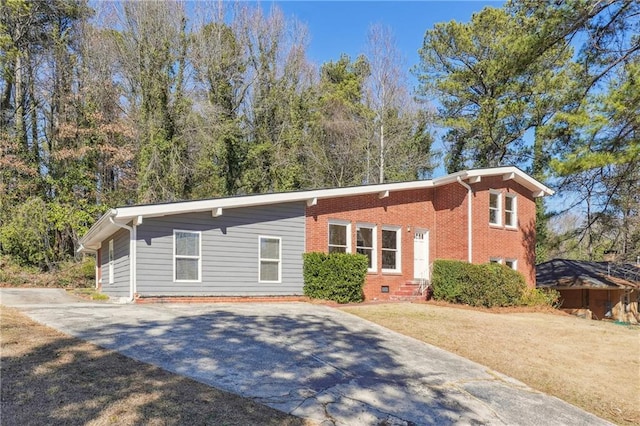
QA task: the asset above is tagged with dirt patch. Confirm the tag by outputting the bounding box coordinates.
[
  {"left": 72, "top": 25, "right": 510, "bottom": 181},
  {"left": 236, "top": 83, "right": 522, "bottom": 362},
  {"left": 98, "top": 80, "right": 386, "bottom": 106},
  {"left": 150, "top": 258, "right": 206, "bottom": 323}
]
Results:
[
  {"left": 1, "top": 306, "right": 310, "bottom": 426},
  {"left": 341, "top": 302, "right": 639, "bottom": 426}
]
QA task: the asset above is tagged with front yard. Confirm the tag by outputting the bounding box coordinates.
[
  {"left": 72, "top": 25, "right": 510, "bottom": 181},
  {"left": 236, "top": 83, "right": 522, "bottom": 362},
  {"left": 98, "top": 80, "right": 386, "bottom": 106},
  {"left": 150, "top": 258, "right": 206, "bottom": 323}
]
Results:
[
  {"left": 0, "top": 306, "right": 308, "bottom": 426},
  {"left": 341, "top": 302, "right": 639, "bottom": 425}
]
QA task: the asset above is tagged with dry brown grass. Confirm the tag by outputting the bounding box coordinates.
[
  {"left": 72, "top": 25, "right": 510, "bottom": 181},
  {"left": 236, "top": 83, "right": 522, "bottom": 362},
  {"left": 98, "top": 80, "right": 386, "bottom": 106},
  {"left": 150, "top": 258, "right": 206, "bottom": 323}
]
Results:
[
  {"left": 341, "top": 302, "right": 640, "bottom": 426},
  {"left": 1, "top": 306, "right": 310, "bottom": 426}
]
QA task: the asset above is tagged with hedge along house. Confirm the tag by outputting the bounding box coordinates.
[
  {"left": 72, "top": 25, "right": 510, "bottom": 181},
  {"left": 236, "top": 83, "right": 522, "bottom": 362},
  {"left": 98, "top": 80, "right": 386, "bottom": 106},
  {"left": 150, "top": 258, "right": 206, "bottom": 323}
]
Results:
[{"left": 78, "top": 166, "right": 553, "bottom": 303}]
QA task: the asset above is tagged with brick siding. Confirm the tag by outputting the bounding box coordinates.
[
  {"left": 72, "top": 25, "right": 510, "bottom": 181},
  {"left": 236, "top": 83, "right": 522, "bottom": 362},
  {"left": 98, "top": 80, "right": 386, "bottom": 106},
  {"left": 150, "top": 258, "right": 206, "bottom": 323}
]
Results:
[{"left": 306, "top": 178, "right": 537, "bottom": 301}]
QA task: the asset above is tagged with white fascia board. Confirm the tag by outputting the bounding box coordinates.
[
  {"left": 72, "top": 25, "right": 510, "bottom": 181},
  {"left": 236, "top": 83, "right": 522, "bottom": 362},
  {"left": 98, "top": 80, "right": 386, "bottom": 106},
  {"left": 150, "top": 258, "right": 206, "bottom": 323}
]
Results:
[
  {"left": 462, "top": 167, "right": 555, "bottom": 197},
  {"left": 112, "top": 180, "right": 437, "bottom": 221},
  {"left": 78, "top": 209, "right": 118, "bottom": 251},
  {"left": 79, "top": 166, "right": 553, "bottom": 252}
]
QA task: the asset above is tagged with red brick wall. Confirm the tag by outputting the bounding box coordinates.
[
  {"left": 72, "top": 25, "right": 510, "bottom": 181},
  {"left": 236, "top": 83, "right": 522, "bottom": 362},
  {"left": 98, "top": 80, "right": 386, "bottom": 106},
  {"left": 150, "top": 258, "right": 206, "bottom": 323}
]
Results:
[
  {"left": 305, "top": 189, "right": 436, "bottom": 300},
  {"left": 305, "top": 177, "right": 538, "bottom": 300},
  {"left": 433, "top": 182, "right": 468, "bottom": 262},
  {"left": 465, "top": 176, "right": 537, "bottom": 286}
]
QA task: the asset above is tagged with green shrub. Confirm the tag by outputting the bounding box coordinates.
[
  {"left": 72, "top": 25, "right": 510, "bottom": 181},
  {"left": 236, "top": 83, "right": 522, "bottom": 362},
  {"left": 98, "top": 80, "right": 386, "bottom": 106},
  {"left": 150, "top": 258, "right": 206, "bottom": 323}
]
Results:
[
  {"left": 431, "top": 259, "right": 473, "bottom": 303},
  {"left": 520, "top": 287, "right": 561, "bottom": 307},
  {"left": 0, "top": 197, "right": 53, "bottom": 268},
  {"left": 303, "top": 252, "right": 367, "bottom": 303},
  {"left": 432, "top": 259, "right": 527, "bottom": 308},
  {"left": 55, "top": 258, "right": 95, "bottom": 288},
  {"left": 0, "top": 255, "right": 95, "bottom": 288},
  {"left": 92, "top": 293, "right": 109, "bottom": 301}
]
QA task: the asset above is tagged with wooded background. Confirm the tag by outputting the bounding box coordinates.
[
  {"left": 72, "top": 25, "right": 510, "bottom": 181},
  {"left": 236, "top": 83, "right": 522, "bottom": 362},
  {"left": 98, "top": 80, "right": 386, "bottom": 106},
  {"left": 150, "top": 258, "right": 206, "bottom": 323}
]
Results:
[{"left": 1, "top": 0, "right": 638, "bottom": 270}]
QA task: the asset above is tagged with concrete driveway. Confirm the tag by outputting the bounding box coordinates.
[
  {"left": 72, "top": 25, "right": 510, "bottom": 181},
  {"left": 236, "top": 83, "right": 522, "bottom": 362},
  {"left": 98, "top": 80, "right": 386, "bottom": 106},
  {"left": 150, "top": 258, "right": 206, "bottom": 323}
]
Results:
[{"left": 1, "top": 288, "right": 609, "bottom": 425}]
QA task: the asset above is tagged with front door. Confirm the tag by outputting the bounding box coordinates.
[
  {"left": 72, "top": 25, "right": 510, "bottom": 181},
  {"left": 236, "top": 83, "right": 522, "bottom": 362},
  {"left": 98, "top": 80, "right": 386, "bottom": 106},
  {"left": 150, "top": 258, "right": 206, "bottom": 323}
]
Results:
[{"left": 413, "top": 229, "right": 429, "bottom": 280}]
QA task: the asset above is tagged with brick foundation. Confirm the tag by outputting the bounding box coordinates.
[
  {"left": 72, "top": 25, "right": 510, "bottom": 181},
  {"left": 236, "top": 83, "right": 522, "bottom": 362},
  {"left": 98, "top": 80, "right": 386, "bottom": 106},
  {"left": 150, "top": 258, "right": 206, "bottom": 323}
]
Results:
[{"left": 135, "top": 295, "right": 311, "bottom": 304}]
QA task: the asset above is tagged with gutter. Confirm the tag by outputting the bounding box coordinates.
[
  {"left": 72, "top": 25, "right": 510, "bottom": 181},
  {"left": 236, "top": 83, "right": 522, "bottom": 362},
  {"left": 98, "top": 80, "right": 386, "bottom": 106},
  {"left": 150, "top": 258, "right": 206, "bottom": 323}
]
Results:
[
  {"left": 457, "top": 176, "right": 473, "bottom": 263},
  {"left": 109, "top": 217, "right": 136, "bottom": 303}
]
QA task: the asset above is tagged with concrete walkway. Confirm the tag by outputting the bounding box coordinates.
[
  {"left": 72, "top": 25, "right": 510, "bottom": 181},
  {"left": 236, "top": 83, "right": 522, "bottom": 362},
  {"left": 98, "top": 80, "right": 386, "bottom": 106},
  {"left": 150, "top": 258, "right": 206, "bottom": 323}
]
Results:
[{"left": 1, "top": 288, "right": 610, "bottom": 425}]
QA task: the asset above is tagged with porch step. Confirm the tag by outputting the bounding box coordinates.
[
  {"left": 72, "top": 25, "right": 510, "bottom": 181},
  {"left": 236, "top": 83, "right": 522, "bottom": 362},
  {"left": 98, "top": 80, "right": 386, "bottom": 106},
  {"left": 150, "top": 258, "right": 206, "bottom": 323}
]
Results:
[{"left": 391, "top": 281, "right": 426, "bottom": 301}]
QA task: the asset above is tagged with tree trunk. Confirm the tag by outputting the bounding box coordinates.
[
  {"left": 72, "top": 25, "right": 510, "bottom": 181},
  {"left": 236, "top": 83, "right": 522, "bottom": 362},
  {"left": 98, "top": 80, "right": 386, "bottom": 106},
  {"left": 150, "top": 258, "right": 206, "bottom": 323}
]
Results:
[{"left": 14, "top": 53, "right": 27, "bottom": 150}]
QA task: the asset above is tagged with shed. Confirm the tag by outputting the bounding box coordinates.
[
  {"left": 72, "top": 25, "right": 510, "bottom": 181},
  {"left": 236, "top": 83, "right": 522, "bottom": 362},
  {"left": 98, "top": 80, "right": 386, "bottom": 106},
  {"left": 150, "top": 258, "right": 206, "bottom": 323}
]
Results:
[{"left": 536, "top": 259, "right": 640, "bottom": 323}]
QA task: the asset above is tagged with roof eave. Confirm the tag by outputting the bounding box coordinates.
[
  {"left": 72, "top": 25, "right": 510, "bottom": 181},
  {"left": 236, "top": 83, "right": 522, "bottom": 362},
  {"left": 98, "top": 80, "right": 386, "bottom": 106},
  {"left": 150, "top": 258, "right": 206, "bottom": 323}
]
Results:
[{"left": 78, "top": 209, "right": 118, "bottom": 252}]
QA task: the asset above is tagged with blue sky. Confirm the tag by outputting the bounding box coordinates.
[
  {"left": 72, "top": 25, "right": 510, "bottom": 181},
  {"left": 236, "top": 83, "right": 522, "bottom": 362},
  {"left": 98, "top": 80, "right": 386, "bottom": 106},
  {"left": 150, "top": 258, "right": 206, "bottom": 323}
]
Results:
[
  {"left": 267, "top": 1, "right": 507, "bottom": 177},
  {"left": 271, "top": 1, "right": 505, "bottom": 76}
]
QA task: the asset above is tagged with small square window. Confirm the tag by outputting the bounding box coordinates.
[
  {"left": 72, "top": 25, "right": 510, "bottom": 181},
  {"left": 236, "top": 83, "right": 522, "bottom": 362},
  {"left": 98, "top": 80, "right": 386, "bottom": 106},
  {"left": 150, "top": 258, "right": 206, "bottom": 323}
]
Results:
[{"left": 381, "top": 286, "right": 390, "bottom": 293}]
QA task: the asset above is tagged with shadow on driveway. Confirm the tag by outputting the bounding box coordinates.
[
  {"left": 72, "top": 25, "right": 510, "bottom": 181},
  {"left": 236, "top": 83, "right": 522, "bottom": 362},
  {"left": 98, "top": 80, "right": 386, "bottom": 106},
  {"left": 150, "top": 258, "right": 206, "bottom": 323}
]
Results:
[
  {"left": 1, "top": 307, "right": 304, "bottom": 426},
  {"left": 73, "top": 306, "right": 469, "bottom": 425},
  {"left": 1, "top": 293, "right": 610, "bottom": 425}
]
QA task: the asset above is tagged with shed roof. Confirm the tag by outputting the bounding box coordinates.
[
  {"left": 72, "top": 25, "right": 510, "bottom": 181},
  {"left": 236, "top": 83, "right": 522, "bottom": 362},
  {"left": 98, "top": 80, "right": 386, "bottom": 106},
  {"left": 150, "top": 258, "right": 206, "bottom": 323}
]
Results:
[
  {"left": 536, "top": 259, "right": 640, "bottom": 290},
  {"left": 79, "top": 166, "right": 553, "bottom": 252}
]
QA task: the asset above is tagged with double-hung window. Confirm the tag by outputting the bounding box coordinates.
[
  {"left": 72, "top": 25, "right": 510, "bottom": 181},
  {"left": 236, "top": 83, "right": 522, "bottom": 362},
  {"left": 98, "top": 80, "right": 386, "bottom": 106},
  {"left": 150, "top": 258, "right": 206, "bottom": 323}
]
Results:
[
  {"left": 489, "top": 191, "right": 501, "bottom": 226},
  {"left": 356, "top": 224, "right": 376, "bottom": 272},
  {"left": 259, "top": 236, "right": 281, "bottom": 283},
  {"left": 381, "top": 226, "right": 401, "bottom": 272},
  {"left": 328, "top": 221, "right": 350, "bottom": 253},
  {"left": 505, "top": 194, "right": 517, "bottom": 228},
  {"left": 174, "top": 230, "right": 201, "bottom": 282},
  {"left": 489, "top": 191, "right": 518, "bottom": 228}
]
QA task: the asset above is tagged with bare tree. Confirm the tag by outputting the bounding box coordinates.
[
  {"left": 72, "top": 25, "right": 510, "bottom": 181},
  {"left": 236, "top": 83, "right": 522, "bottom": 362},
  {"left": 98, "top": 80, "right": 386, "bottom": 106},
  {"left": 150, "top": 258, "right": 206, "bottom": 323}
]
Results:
[{"left": 366, "top": 24, "right": 435, "bottom": 182}]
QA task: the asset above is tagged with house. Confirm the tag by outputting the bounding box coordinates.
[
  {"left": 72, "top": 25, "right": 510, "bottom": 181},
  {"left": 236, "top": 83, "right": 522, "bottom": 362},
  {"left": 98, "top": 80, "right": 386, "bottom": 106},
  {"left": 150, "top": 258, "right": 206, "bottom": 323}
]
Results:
[
  {"left": 78, "top": 166, "right": 553, "bottom": 302},
  {"left": 536, "top": 259, "right": 640, "bottom": 323}
]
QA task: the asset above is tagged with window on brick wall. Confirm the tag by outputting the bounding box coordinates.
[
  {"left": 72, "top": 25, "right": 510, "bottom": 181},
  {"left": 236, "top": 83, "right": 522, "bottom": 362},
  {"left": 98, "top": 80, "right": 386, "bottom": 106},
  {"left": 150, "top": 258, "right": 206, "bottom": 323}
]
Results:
[
  {"left": 356, "top": 223, "right": 376, "bottom": 272},
  {"left": 382, "top": 226, "right": 401, "bottom": 272},
  {"left": 490, "top": 257, "right": 518, "bottom": 271},
  {"left": 489, "top": 190, "right": 501, "bottom": 226},
  {"left": 505, "top": 194, "right": 517, "bottom": 228},
  {"left": 328, "top": 221, "right": 350, "bottom": 253}
]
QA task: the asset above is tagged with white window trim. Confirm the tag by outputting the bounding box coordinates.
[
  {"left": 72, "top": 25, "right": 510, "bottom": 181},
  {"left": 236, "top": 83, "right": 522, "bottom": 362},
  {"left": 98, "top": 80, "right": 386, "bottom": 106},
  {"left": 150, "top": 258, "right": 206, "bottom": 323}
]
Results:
[
  {"left": 490, "top": 257, "right": 503, "bottom": 264},
  {"left": 173, "top": 230, "right": 202, "bottom": 283},
  {"left": 505, "top": 258, "right": 518, "bottom": 270},
  {"left": 356, "top": 223, "right": 377, "bottom": 273},
  {"left": 108, "top": 239, "right": 114, "bottom": 284},
  {"left": 328, "top": 219, "right": 351, "bottom": 253},
  {"left": 504, "top": 194, "right": 517, "bottom": 228},
  {"left": 489, "top": 190, "right": 502, "bottom": 226},
  {"left": 258, "top": 235, "right": 282, "bottom": 283},
  {"left": 381, "top": 225, "right": 402, "bottom": 273}
]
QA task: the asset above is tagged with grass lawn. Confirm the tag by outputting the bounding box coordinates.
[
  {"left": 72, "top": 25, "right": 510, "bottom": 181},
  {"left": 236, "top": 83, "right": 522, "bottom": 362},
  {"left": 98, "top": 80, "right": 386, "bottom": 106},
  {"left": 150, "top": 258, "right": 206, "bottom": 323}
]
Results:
[
  {"left": 341, "top": 302, "right": 640, "bottom": 426},
  {"left": 0, "top": 306, "right": 310, "bottom": 426}
]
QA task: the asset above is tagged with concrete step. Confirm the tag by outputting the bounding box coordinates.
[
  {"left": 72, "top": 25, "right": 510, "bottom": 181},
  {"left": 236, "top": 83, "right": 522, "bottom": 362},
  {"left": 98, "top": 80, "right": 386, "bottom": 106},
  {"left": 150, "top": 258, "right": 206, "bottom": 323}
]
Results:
[{"left": 389, "top": 294, "right": 426, "bottom": 302}]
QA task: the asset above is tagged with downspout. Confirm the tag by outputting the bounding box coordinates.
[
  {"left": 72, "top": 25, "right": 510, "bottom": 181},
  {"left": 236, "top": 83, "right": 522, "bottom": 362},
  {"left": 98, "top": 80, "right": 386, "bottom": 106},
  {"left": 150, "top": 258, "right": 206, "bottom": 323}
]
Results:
[
  {"left": 457, "top": 177, "right": 473, "bottom": 263},
  {"left": 109, "top": 217, "right": 136, "bottom": 303},
  {"left": 77, "top": 243, "right": 99, "bottom": 289}
]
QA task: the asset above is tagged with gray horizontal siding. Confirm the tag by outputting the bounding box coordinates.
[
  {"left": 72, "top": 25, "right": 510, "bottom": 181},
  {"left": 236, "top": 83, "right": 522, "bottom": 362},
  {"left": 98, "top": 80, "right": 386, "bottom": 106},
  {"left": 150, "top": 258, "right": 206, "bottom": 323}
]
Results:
[
  {"left": 136, "top": 202, "right": 305, "bottom": 296},
  {"left": 101, "top": 228, "right": 130, "bottom": 298}
]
